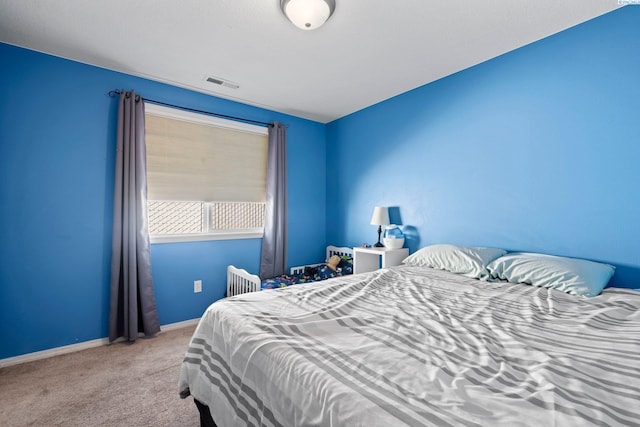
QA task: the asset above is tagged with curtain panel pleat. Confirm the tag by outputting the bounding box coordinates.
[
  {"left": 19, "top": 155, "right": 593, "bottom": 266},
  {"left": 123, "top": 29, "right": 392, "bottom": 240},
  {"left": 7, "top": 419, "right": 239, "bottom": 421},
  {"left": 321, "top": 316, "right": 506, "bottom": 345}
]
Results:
[
  {"left": 109, "top": 90, "right": 160, "bottom": 342},
  {"left": 260, "top": 122, "right": 288, "bottom": 279}
]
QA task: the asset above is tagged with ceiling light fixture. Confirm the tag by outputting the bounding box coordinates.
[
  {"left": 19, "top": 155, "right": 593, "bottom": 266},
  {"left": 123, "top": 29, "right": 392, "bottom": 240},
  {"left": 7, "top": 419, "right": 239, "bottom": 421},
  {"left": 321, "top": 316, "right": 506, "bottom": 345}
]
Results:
[{"left": 280, "top": 0, "right": 336, "bottom": 30}]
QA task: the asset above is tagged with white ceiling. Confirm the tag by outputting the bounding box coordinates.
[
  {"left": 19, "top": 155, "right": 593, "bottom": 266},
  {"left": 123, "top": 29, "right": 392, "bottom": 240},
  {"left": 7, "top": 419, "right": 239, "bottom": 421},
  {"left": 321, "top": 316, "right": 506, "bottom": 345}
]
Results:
[{"left": 0, "top": 0, "right": 621, "bottom": 123}]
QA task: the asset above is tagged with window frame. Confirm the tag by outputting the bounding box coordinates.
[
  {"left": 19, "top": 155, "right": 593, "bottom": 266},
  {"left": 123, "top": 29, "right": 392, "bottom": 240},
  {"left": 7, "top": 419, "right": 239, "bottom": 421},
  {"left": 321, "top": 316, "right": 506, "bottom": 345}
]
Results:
[{"left": 144, "top": 103, "right": 268, "bottom": 244}]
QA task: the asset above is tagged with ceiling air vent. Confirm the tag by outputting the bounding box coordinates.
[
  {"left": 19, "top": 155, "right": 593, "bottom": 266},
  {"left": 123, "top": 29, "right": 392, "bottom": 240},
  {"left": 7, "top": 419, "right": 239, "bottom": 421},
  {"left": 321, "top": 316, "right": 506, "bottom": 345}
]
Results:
[{"left": 205, "top": 75, "right": 240, "bottom": 90}]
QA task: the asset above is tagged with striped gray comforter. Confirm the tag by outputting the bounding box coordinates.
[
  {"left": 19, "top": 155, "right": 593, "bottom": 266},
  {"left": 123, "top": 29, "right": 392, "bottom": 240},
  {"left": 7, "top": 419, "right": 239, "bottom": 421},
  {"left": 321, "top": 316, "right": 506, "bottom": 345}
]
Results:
[{"left": 179, "top": 266, "right": 640, "bottom": 426}]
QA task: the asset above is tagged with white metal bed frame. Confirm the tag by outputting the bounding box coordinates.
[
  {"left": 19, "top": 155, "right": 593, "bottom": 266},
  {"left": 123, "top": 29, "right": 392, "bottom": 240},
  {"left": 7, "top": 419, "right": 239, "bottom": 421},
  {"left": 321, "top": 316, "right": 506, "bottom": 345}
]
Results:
[{"left": 227, "top": 245, "right": 353, "bottom": 297}]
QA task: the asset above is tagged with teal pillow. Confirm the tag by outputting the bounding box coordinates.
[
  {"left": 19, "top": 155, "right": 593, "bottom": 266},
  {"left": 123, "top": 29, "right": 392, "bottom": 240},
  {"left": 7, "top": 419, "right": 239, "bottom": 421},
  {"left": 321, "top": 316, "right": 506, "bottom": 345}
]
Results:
[
  {"left": 486, "top": 252, "right": 615, "bottom": 297},
  {"left": 402, "top": 244, "right": 507, "bottom": 279}
]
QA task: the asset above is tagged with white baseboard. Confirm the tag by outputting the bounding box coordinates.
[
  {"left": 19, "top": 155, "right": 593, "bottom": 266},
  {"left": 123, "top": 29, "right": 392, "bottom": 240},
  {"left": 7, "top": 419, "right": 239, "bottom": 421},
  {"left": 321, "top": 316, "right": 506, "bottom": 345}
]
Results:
[
  {"left": 157, "top": 318, "right": 200, "bottom": 332},
  {"left": 0, "top": 318, "right": 201, "bottom": 368}
]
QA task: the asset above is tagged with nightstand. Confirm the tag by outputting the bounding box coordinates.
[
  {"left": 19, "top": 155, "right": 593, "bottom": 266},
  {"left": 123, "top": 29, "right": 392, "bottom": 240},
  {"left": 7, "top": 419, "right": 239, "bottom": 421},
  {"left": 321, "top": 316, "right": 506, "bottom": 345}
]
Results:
[{"left": 353, "top": 247, "right": 409, "bottom": 274}]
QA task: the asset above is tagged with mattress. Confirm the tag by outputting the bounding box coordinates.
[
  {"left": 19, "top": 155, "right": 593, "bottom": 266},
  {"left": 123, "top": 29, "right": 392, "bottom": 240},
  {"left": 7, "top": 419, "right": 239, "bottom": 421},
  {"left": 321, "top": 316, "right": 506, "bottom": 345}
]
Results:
[{"left": 179, "top": 265, "right": 640, "bottom": 426}]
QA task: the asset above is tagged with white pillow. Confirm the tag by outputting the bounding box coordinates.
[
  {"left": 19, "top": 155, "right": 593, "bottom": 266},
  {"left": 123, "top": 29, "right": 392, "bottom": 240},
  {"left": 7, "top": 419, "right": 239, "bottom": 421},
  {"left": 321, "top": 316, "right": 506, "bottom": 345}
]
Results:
[
  {"left": 402, "top": 244, "right": 507, "bottom": 279},
  {"left": 486, "top": 252, "right": 615, "bottom": 297}
]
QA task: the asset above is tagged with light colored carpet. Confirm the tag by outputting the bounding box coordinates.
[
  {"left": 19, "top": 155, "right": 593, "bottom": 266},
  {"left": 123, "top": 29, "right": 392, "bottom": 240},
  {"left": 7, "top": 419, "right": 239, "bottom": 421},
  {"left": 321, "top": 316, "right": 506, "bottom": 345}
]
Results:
[{"left": 0, "top": 325, "right": 200, "bottom": 427}]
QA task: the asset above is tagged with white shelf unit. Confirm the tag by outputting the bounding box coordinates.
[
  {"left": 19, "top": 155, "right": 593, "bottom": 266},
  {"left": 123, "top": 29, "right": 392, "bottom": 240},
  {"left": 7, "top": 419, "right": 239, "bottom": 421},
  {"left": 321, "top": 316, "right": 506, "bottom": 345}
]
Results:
[{"left": 353, "top": 247, "right": 409, "bottom": 274}]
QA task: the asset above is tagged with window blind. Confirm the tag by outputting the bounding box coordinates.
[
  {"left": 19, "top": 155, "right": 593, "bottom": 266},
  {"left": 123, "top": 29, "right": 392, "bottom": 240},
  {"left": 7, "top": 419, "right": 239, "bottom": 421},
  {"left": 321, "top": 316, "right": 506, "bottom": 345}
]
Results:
[{"left": 145, "top": 111, "right": 268, "bottom": 203}]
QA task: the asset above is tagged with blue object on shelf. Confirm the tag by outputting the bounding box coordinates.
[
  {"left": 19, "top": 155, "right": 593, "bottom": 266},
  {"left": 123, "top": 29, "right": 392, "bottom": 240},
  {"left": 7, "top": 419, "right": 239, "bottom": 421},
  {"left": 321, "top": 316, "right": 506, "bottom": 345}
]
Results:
[{"left": 383, "top": 225, "right": 405, "bottom": 249}]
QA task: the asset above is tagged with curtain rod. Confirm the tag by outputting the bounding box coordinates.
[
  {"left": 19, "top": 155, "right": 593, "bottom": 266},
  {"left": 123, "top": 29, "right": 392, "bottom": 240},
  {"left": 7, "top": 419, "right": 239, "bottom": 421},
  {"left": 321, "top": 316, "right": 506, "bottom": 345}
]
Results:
[{"left": 108, "top": 90, "right": 273, "bottom": 127}]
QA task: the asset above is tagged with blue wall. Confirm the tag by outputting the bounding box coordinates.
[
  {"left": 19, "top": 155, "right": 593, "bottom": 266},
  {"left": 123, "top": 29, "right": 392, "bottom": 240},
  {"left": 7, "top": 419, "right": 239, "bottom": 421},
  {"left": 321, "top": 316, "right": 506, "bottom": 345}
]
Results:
[
  {"left": 2, "top": 7, "right": 638, "bottom": 360},
  {"left": 326, "top": 7, "right": 640, "bottom": 289},
  {"left": 0, "top": 43, "right": 327, "bottom": 359}
]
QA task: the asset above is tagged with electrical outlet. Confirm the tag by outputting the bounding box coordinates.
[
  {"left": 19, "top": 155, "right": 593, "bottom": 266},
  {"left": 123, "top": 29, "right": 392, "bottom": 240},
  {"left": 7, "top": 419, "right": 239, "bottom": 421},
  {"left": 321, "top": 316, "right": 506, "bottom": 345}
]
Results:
[{"left": 194, "top": 280, "right": 202, "bottom": 293}]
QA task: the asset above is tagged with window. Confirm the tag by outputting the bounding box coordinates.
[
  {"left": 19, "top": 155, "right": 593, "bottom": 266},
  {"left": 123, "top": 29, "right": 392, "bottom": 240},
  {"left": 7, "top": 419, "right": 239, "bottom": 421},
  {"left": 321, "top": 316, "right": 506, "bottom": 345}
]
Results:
[{"left": 144, "top": 104, "right": 268, "bottom": 243}]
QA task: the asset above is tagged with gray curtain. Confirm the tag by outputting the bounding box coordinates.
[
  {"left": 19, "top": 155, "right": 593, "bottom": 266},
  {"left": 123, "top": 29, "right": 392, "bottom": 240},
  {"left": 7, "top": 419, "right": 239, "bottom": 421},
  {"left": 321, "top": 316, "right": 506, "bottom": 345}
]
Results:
[
  {"left": 109, "top": 90, "right": 160, "bottom": 343},
  {"left": 260, "top": 122, "right": 288, "bottom": 279}
]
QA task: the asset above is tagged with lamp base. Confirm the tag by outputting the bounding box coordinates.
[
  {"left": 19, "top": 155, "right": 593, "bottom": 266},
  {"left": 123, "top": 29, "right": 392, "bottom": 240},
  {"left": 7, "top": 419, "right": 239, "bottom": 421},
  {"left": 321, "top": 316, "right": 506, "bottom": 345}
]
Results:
[{"left": 374, "top": 225, "right": 385, "bottom": 248}]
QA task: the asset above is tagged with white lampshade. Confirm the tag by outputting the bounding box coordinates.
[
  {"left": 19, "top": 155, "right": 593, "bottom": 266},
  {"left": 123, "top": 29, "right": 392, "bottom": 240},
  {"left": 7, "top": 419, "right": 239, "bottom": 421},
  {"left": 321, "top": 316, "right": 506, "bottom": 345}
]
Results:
[
  {"left": 370, "top": 207, "right": 390, "bottom": 226},
  {"left": 281, "top": 0, "right": 336, "bottom": 30}
]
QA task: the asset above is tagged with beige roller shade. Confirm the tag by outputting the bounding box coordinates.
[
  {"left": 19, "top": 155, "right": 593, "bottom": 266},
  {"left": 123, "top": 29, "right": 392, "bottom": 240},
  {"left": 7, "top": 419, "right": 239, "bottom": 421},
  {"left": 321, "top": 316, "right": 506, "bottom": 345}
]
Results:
[{"left": 145, "top": 108, "right": 268, "bottom": 202}]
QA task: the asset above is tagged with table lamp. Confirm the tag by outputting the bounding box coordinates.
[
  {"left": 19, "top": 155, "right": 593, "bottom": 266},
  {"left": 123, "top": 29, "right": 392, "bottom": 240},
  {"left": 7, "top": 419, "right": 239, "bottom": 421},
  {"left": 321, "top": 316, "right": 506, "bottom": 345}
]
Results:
[{"left": 370, "top": 207, "right": 390, "bottom": 247}]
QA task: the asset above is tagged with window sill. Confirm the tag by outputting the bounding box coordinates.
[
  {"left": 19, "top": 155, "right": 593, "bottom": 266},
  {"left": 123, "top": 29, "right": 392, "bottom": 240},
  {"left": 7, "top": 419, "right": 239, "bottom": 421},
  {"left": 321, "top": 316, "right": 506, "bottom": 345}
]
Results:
[{"left": 150, "top": 231, "right": 263, "bottom": 244}]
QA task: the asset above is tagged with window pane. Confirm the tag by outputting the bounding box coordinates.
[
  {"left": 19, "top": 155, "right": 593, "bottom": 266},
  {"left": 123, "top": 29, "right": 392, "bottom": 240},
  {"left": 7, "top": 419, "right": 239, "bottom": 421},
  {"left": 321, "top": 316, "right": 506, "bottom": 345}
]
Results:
[
  {"left": 148, "top": 201, "right": 203, "bottom": 234},
  {"left": 209, "top": 201, "right": 265, "bottom": 230}
]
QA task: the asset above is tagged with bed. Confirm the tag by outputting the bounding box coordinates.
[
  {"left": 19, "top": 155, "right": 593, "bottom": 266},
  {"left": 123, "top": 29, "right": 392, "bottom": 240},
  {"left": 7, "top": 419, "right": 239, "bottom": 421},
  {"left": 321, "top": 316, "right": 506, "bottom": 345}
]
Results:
[
  {"left": 180, "top": 245, "right": 640, "bottom": 426},
  {"left": 226, "top": 245, "right": 353, "bottom": 297}
]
